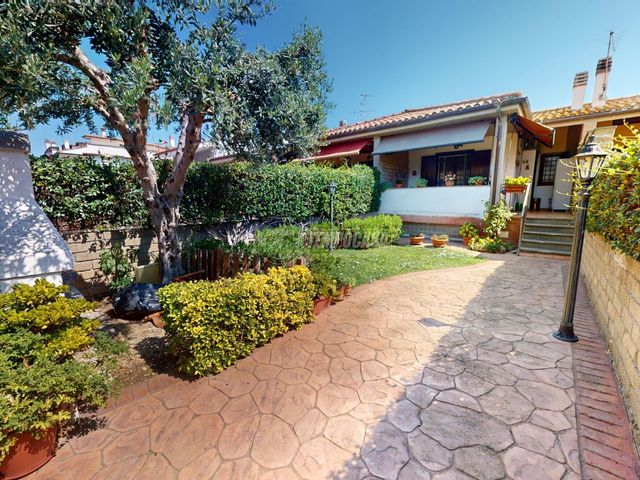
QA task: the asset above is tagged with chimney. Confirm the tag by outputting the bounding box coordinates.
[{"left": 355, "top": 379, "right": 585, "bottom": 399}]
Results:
[
  {"left": 338, "top": 120, "right": 347, "bottom": 127},
  {"left": 169, "top": 135, "right": 175, "bottom": 147},
  {"left": 571, "top": 72, "right": 588, "bottom": 110},
  {"left": 592, "top": 57, "right": 612, "bottom": 107},
  {"left": 63, "top": 139, "right": 70, "bottom": 150},
  {"left": 101, "top": 127, "right": 107, "bottom": 137}
]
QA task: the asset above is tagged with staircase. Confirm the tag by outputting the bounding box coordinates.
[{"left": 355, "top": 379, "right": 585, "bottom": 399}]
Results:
[{"left": 519, "top": 215, "right": 575, "bottom": 256}]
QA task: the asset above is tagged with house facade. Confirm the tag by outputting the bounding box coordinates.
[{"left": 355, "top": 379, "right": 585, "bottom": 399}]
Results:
[{"left": 311, "top": 92, "right": 554, "bottom": 237}]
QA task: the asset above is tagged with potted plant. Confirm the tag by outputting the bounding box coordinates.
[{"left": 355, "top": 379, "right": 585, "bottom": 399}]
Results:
[
  {"left": 312, "top": 272, "right": 337, "bottom": 314},
  {"left": 468, "top": 176, "right": 487, "bottom": 186},
  {"left": 0, "top": 281, "right": 112, "bottom": 479},
  {"left": 459, "top": 222, "right": 479, "bottom": 246},
  {"left": 409, "top": 233, "right": 425, "bottom": 245},
  {"left": 444, "top": 172, "right": 456, "bottom": 187},
  {"left": 504, "top": 176, "right": 530, "bottom": 193},
  {"left": 342, "top": 276, "right": 355, "bottom": 296},
  {"left": 414, "top": 178, "right": 428, "bottom": 188},
  {"left": 431, "top": 234, "right": 449, "bottom": 247},
  {"left": 394, "top": 178, "right": 404, "bottom": 188}
]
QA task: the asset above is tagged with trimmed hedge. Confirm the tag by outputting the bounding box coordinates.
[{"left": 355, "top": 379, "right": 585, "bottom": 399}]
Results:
[
  {"left": 158, "top": 265, "right": 315, "bottom": 376},
  {"left": 587, "top": 132, "right": 640, "bottom": 259},
  {"left": 307, "top": 214, "right": 403, "bottom": 249},
  {"left": 31, "top": 157, "right": 381, "bottom": 230}
]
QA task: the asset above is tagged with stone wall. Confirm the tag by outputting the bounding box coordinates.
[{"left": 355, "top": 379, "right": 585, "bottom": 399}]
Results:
[
  {"left": 581, "top": 232, "right": 640, "bottom": 443},
  {"left": 62, "top": 225, "right": 209, "bottom": 298}
]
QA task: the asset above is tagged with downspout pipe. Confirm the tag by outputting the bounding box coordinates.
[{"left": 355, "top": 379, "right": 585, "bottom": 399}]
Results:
[{"left": 490, "top": 105, "right": 503, "bottom": 203}]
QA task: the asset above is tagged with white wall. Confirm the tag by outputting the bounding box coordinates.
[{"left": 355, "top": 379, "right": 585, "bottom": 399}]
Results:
[{"left": 379, "top": 186, "right": 490, "bottom": 218}]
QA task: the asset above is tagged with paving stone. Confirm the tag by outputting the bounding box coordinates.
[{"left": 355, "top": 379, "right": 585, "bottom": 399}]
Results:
[
  {"left": 135, "top": 453, "right": 176, "bottom": 480},
  {"left": 436, "top": 390, "right": 482, "bottom": 412},
  {"left": 274, "top": 383, "right": 317, "bottom": 425},
  {"left": 407, "top": 429, "right": 452, "bottom": 471},
  {"left": 357, "top": 379, "right": 402, "bottom": 406},
  {"left": 361, "top": 360, "right": 389, "bottom": 381},
  {"left": 102, "top": 427, "right": 150, "bottom": 465},
  {"left": 189, "top": 386, "right": 229, "bottom": 415},
  {"left": 406, "top": 384, "right": 438, "bottom": 408},
  {"left": 502, "top": 446, "right": 566, "bottom": 479},
  {"left": 454, "top": 372, "right": 493, "bottom": 397},
  {"left": 278, "top": 367, "right": 311, "bottom": 385},
  {"left": 221, "top": 394, "right": 259, "bottom": 424},
  {"left": 324, "top": 415, "right": 365, "bottom": 452},
  {"left": 218, "top": 415, "right": 261, "bottom": 460},
  {"left": 389, "top": 364, "right": 423, "bottom": 385},
  {"left": 421, "top": 368, "right": 455, "bottom": 390},
  {"left": 258, "top": 468, "right": 300, "bottom": 480},
  {"left": 317, "top": 383, "right": 359, "bottom": 416},
  {"left": 92, "top": 455, "right": 147, "bottom": 480},
  {"left": 150, "top": 407, "right": 194, "bottom": 453},
  {"left": 294, "top": 408, "right": 327, "bottom": 443},
  {"left": 361, "top": 422, "right": 410, "bottom": 478},
  {"left": 515, "top": 380, "right": 573, "bottom": 411},
  {"left": 68, "top": 428, "right": 118, "bottom": 454},
  {"left": 293, "top": 436, "right": 352, "bottom": 480},
  {"left": 530, "top": 409, "right": 573, "bottom": 432},
  {"left": 177, "top": 448, "right": 221, "bottom": 480},
  {"left": 512, "top": 423, "right": 565, "bottom": 463},
  {"left": 330, "top": 357, "right": 364, "bottom": 388},
  {"left": 398, "top": 460, "right": 432, "bottom": 480},
  {"left": 420, "top": 402, "right": 513, "bottom": 451},
  {"left": 387, "top": 399, "right": 421, "bottom": 432},
  {"left": 431, "top": 469, "right": 475, "bottom": 480},
  {"left": 107, "top": 395, "right": 165, "bottom": 432},
  {"left": 209, "top": 369, "right": 258, "bottom": 398},
  {"left": 453, "top": 446, "right": 505, "bottom": 480},
  {"left": 478, "top": 386, "right": 534, "bottom": 424},
  {"left": 251, "top": 379, "right": 286, "bottom": 414},
  {"left": 163, "top": 414, "right": 224, "bottom": 469},
  {"left": 215, "top": 457, "right": 262, "bottom": 480},
  {"left": 251, "top": 415, "right": 299, "bottom": 469},
  {"left": 349, "top": 402, "right": 388, "bottom": 424},
  {"left": 341, "top": 340, "right": 377, "bottom": 361}
]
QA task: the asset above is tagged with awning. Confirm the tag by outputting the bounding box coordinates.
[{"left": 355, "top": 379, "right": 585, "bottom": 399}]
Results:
[
  {"left": 305, "top": 138, "right": 373, "bottom": 161},
  {"left": 372, "top": 120, "right": 491, "bottom": 155},
  {"left": 510, "top": 114, "right": 555, "bottom": 147}
]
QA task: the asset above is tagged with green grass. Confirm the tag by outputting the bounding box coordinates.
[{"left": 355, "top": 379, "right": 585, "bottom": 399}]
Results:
[{"left": 333, "top": 246, "right": 484, "bottom": 286}]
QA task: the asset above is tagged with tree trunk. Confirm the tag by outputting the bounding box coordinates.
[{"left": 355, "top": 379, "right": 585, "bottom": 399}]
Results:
[{"left": 149, "top": 194, "right": 184, "bottom": 283}]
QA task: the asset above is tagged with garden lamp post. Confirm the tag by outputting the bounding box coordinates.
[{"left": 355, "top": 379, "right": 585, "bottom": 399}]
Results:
[
  {"left": 554, "top": 135, "right": 607, "bottom": 342},
  {"left": 328, "top": 182, "right": 337, "bottom": 254}
]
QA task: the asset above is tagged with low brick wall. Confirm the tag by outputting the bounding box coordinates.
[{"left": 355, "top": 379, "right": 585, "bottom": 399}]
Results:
[
  {"left": 62, "top": 225, "right": 209, "bottom": 298},
  {"left": 581, "top": 232, "right": 640, "bottom": 445}
]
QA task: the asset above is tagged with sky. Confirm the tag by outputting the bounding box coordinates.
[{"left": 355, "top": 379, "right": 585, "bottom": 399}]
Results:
[{"left": 27, "top": 0, "right": 640, "bottom": 154}]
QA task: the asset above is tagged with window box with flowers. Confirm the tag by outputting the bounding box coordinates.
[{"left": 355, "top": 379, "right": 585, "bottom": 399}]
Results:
[
  {"left": 504, "top": 176, "right": 530, "bottom": 193},
  {"left": 444, "top": 172, "right": 456, "bottom": 187}
]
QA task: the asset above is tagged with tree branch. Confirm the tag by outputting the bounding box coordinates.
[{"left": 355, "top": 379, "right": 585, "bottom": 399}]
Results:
[{"left": 165, "top": 108, "right": 204, "bottom": 197}]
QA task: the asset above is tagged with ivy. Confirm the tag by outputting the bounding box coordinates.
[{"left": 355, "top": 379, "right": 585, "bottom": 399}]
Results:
[{"left": 587, "top": 130, "right": 640, "bottom": 260}]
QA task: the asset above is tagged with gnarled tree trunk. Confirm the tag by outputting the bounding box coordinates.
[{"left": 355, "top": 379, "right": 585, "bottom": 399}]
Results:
[{"left": 150, "top": 193, "right": 183, "bottom": 283}]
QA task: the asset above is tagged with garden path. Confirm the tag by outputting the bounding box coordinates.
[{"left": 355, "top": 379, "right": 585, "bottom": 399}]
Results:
[{"left": 29, "top": 254, "right": 639, "bottom": 479}]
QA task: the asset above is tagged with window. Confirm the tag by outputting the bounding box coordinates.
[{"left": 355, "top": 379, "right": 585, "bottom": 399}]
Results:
[
  {"left": 421, "top": 150, "right": 491, "bottom": 186},
  {"left": 538, "top": 155, "right": 558, "bottom": 185}
]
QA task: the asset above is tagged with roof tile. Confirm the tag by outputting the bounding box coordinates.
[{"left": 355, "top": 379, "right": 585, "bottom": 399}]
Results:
[{"left": 533, "top": 95, "right": 640, "bottom": 123}]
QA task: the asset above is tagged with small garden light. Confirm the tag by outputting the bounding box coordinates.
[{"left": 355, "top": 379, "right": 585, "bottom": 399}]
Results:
[
  {"left": 328, "top": 182, "right": 337, "bottom": 254},
  {"left": 554, "top": 135, "right": 608, "bottom": 342}
]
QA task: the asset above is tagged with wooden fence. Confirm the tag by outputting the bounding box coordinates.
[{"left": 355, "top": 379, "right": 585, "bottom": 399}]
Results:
[{"left": 185, "top": 248, "right": 262, "bottom": 281}]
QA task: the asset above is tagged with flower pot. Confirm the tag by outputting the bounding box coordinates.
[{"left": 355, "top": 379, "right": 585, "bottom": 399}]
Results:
[
  {"left": 343, "top": 285, "right": 353, "bottom": 296},
  {"left": 0, "top": 428, "right": 58, "bottom": 480},
  {"left": 444, "top": 180, "right": 455, "bottom": 187},
  {"left": 409, "top": 235, "right": 424, "bottom": 246},
  {"left": 395, "top": 183, "right": 403, "bottom": 188},
  {"left": 334, "top": 289, "right": 345, "bottom": 302},
  {"left": 313, "top": 296, "right": 331, "bottom": 316},
  {"left": 463, "top": 236, "right": 471, "bottom": 246},
  {"left": 432, "top": 238, "right": 448, "bottom": 248},
  {"left": 505, "top": 185, "right": 526, "bottom": 193}
]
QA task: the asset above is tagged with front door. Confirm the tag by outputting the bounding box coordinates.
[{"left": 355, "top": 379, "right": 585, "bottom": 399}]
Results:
[{"left": 551, "top": 156, "right": 574, "bottom": 211}]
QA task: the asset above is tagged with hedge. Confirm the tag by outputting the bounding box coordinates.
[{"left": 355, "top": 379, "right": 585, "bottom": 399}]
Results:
[
  {"left": 586, "top": 131, "right": 640, "bottom": 259},
  {"left": 307, "top": 214, "right": 403, "bottom": 249},
  {"left": 158, "top": 265, "right": 315, "bottom": 376},
  {"left": 31, "top": 156, "right": 381, "bottom": 230}
]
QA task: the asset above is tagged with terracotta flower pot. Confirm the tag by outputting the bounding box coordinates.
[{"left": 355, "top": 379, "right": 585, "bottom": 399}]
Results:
[
  {"left": 463, "top": 237, "right": 471, "bottom": 246},
  {"left": 505, "top": 185, "right": 526, "bottom": 193},
  {"left": 313, "top": 296, "right": 331, "bottom": 316},
  {"left": 432, "top": 238, "right": 448, "bottom": 248},
  {"left": 409, "top": 235, "right": 424, "bottom": 246},
  {"left": 444, "top": 180, "right": 455, "bottom": 187},
  {"left": 334, "top": 289, "right": 345, "bottom": 302},
  {"left": 343, "top": 285, "right": 353, "bottom": 296},
  {"left": 0, "top": 428, "right": 58, "bottom": 480}
]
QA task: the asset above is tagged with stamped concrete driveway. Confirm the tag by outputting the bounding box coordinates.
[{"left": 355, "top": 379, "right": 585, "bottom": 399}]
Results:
[{"left": 32, "top": 255, "right": 582, "bottom": 480}]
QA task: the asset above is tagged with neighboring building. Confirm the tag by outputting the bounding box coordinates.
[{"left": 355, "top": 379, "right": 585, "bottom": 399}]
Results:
[
  {"left": 309, "top": 92, "right": 554, "bottom": 238},
  {"left": 45, "top": 129, "right": 176, "bottom": 160}
]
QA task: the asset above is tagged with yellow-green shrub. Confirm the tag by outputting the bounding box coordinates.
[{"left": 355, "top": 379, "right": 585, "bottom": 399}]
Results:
[{"left": 158, "top": 265, "right": 315, "bottom": 376}]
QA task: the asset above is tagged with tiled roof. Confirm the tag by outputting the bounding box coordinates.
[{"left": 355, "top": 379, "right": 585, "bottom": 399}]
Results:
[
  {"left": 533, "top": 94, "right": 640, "bottom": 123},
  {"left": 327, "top": 92, "right": 525, "bottom": 139}
]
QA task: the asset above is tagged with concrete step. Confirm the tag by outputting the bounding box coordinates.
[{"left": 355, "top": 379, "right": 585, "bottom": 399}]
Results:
[
  {"left": 519, "top": 245, "right": 571, "bottom": 256},
  {"left": 521, "top": 238, "right": 573, "bottom": 248},
  {"left": 524, "top": 217, "right": 575, "bottom": 227},
  {"left": 522, "top": 230, "right": 574, "bottom": 241}
]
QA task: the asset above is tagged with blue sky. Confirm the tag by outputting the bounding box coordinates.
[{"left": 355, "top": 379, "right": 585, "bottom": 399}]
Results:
[{"left": 28, "top": 0, "right": 640, "bottom": 154}]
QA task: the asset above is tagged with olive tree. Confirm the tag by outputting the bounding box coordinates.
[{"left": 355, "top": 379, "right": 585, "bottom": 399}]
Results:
[{"left": 0, "top": 0, "right": 330, "bottom": 281}]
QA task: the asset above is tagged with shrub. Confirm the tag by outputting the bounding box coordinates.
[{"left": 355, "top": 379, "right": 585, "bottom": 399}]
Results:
[
  {"left": 587, "top": 130, "right": 640, "bottom": 259},
  {"left": 251, "top": 225, "right": 306, "bottom": 266},
  {"left": 459, "top": 222, "right": 479, "bottom": 238},
  {"left": 99, "top": 244, "right": 138, "bottom": 292},
  {"left": 468, "top": 176, "right": 486, "bottom": 186},
  {"left": 308, "top": 214, "right": 402, "bottom": 249},
  {"left": 468, "top": 237, "right": 514, "bottom": 253},
  {"left": 414, "top": 178, "right": 428, "bottom": 187},
  {"left": 0, "top": 281, "right": 111, "bottom": 460},
  {"left": 158, "top": 266, "right": 315, "bottom": 376},
  {"left": 482, "top": 200, "right": 514, "bottom": 239}
]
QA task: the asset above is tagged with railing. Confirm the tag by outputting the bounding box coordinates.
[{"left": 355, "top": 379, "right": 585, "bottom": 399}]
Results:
[
  {"left": 379, "top": 185, "right": 490, "bottom": 217},
  {"left": 516, "top": 182, "right": 533, "bottom": 255}
]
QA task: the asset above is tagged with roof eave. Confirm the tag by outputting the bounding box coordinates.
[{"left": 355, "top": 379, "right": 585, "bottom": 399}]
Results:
[{"left": 537, "top": 107, "right": 640, "bottom": 125}]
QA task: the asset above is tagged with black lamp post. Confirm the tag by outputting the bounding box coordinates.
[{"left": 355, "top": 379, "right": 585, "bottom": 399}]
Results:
[
  {"left": 328, "top": 182, "right": 337, "bottom": 254},
  {"left": 553, "top": 135, "right": 608, "bottom": 342}
]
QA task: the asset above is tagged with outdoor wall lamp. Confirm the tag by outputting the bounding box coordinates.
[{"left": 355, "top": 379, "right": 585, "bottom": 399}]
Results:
[
  {"left": 554, "top": 135, "right": 607, "bottom": 342},
  {"left": 328, "top": 182, "right": 337, "bottom": 254}
]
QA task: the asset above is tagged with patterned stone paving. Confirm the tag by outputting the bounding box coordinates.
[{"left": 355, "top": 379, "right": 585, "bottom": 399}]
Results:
[{"left": 27, "top": 254, "right": 635, "bottom": 479}]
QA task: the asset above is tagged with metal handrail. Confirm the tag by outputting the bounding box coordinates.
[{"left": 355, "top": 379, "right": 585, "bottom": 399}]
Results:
[{"left": 516, "top": 182, "right": 533, "bottom": 255}]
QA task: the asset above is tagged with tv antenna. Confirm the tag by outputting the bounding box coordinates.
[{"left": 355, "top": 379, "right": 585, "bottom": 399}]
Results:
[
  {"left": 602, "top": 31, "right": 615, "bottom": 99},
  {"left": 351, "top": 94, "right": 374, "bottom": 120}
]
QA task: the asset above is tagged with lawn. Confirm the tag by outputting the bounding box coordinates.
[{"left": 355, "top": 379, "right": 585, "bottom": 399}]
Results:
[{"left": 333, "top": 245, "right": 484, "bottom": 286}]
